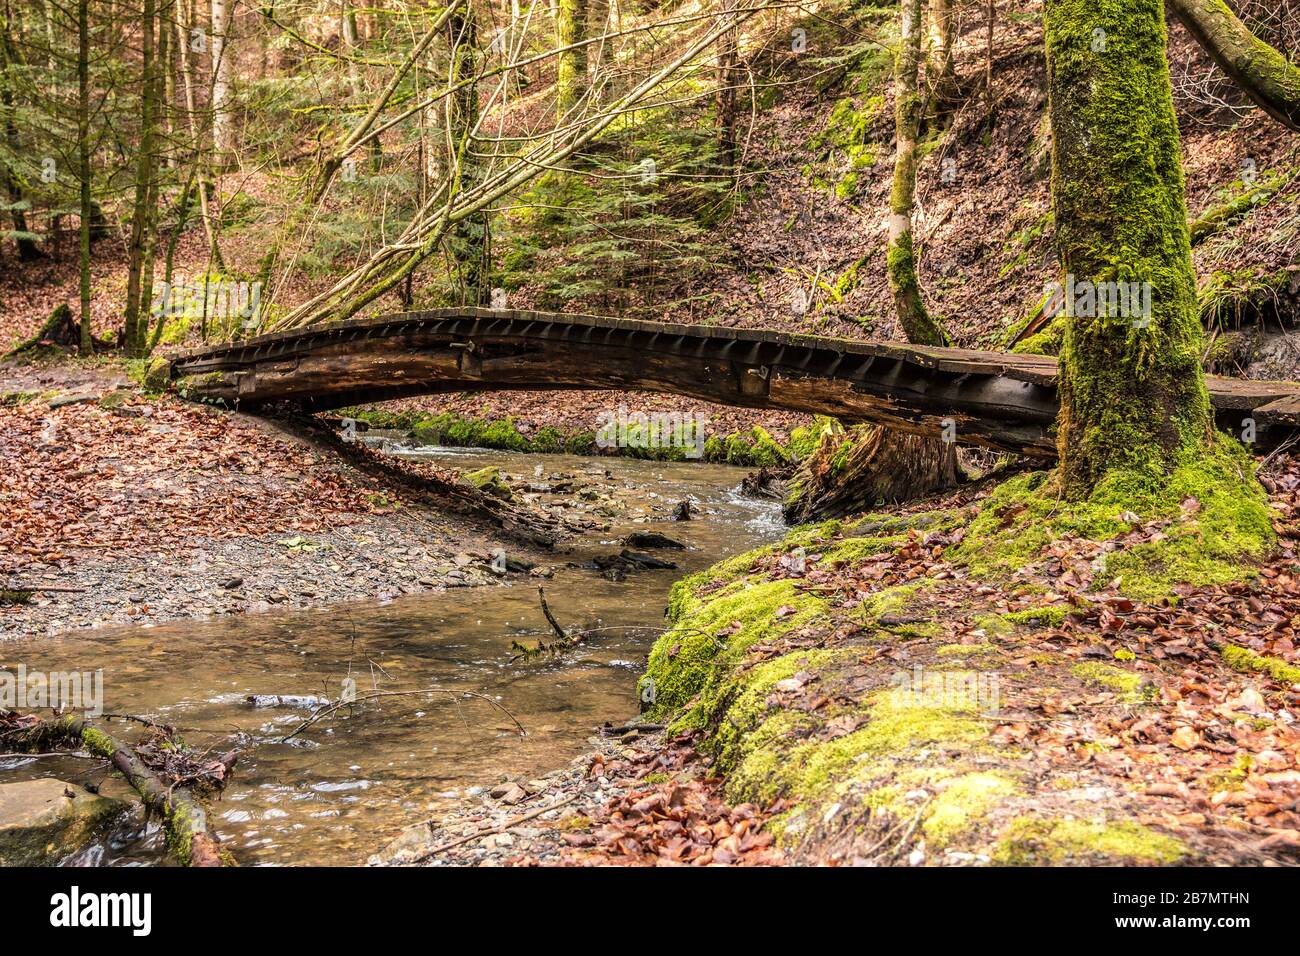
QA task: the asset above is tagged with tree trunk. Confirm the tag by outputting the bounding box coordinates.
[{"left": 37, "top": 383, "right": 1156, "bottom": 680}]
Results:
[
  {"left": 0, "top": 24, "right": 42, "bottom": 262},
  {"left": 888, "top": 0, "right": 947, "bottom": 347},
  {"left": 1169, "top": 0, "right": 1300, "bottom": 132},
  {"left": 555, "top": 0, "right": 587, "bottom": 117},
  {"left": 1045, "top": 0, "right": 1211, "bottom": 496},
  {"left": 178, "top": 0, "right": 224, "bottom": 269},
  {"left": 784, "top": 425, "right": 958, "bottom": 522},
  {"left": 78, "top": 0, "right": 93, "bottom": 350},
  {"left": 448, "top": 9, "right": 488, "bottom": 304},
  {"left": 211, "top": 0, "right": 234, "bottom": 161},
  {"left": 715, "top": 0, "right": 739, "bottom": 171},
  {"left": 124, "top": 0, "right": 159, "bottom": 357},
  {"left": 928, "top": 0, "right": 958, "bottom": 105}
]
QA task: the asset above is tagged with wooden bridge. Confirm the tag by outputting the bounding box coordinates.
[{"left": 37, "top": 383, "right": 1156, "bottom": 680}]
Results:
[{"left": 169, "top": 308, "right": 1300, "bottom": 457}]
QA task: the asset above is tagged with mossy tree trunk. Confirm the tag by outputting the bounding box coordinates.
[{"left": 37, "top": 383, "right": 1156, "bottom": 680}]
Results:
[
  {"left": 888, "top": 0, "right": 948, "bottom": 347},
  {"left": 1045, "top": 0, "right": 1215, "bottom": 497},
  {"left": 555, "top": 0, "right": 587, "bottom": 118},
  {"left": 77, "top": 0, "right": 93, "bottom": 349},
  {"left": 123, "top": 0, "right": 159, "bottom": 357},
  {"left": 1169, "top": 0, "right": 1300, "bottom": 132}
]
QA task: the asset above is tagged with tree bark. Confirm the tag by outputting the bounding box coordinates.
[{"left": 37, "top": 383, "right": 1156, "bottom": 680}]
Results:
[
  {"left": 888, "top": 0, "right": 948, "bottom": 347},
  {"left": 124, "top": 0, "right": 159, "bottom": 357},
  {"left": 447, "top": 8, "right": 488, "bottom": 304},
  {"left": 928, "top": 0, "right": 958, "bottom": 105},
  {"left": 1169, "top": 0, "right": 1300, "bottom": 132},
  {"left": 1046, "top": 0, "right": 1211, "bottom": 496},
  {"left": 716, "top": 0, "right": 739, "bottom": 171},
  {"left": 77, "top": 0, "right": 93, "bottom": 350},
  {"left": 211, "top": 0, "right": 234, "bottom": 160},
  {"left": 555, "top": 0, "right": 587, "bottom": 117},
  {"left": 0, "top": 23, "right": 42, "bottom": 262}
]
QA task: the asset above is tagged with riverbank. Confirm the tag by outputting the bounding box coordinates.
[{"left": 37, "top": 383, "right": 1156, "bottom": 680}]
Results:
[
  {"left": 384, "top": 459, "right": 1300, "bottom": 867},
  {"left": 0, "top": 362, "right": 575, "bottom": 638}
]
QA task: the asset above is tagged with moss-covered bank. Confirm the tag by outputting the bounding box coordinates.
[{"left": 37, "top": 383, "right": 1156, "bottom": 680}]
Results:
[
  {"left": 339, "top": 406, "right": 818, "bottom": 468},
  {"left": 637, "top": 506, "right": 1206, "bottom": 864}
]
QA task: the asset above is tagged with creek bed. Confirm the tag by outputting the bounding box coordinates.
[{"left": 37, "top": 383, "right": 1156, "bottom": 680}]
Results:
[{"left": 0, "top": 446, "right": 782, "bottom": 865}]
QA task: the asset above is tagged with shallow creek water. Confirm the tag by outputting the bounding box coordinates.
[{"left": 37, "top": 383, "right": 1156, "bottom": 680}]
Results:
[{"left": 0, "top": 446, "right": 782, "bottom": 865}]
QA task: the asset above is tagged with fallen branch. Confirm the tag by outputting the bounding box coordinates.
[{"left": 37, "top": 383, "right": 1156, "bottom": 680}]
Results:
[{"left": 0, "top": 713, "right": 232, "bottom": 866}]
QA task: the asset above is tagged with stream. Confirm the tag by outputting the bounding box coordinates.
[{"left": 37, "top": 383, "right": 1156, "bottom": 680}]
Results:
[{"left": 0, "top": 444, "right": 783, "bottom": 866}]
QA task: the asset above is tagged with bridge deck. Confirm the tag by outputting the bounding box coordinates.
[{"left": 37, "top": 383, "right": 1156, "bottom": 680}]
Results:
[{"left": 170, "top": 308, "right": 1300, "bottom": 457}]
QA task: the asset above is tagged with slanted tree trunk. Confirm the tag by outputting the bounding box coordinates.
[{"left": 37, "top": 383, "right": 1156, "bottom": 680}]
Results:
[
  {"left": 555, "top": 0, "right": 587, "bottom": 117},
  {"left": 1045, "top": 0, "right": 1213, "bottom": 496},
  {"left": 1169, "top": 0, "right": 1300, "bottom": 132},
  {"left": 786, "top": 0, "right": 957, "bottom": 523}
]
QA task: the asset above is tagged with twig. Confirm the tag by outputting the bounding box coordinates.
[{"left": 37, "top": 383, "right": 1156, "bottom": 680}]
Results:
[
  {"left": 537, "top": 586, "right": 567, "bottom": 641},
  {"left": 405, "top": 793, "right": 579, "bottom": 862},
  {"left": 280, "top": 687, "right": 525, "bottom": 743}
]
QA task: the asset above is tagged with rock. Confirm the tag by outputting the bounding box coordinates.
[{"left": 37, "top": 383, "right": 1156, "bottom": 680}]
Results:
[
  {"left": 671, "top": 500, "right": 692, "bottom": 521},
  {"left": 463, "top": 467, "right": 514, "bottom": 501},
  {"left": 141, "top": 356, "right": 172, "bottom": 392},
  {"left": 623, "top": 531, "right": 686, "bottom": 550},
  {"left": 0, "top": 779, "right": 128, "bottom": 866}
]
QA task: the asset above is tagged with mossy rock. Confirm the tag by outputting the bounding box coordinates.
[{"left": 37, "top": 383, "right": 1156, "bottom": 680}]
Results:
[
  {"left": 0, "top": 779, "right": 129, "bottom": 866},
  {"left": 463, "top": 466, "right": 513, "bottom": 501}
]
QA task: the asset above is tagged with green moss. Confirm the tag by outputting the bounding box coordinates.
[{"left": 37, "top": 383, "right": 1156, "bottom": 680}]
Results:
[
  {"left": 1220, "top": 644, "right": 1300, "bottom": 685},
  {"left": 819, "top": 533, "right": 908, "bottom": 566},
  {"left": 994, "top": 816, "right": 1186, "bottom": 865},
  {"left": 1011, "top": 314, "right": 1066, "bottom": 356},
  {"left": 807, "top": 92, "right": 888, "bottom": 199},
  {"left": 462, "top": 466, "right": 513, "bottom": 500},
  {"left": 954, "top": 435, "right": 1274, "bottom": 599},
  {"left": 789, "top": 416, "right": 836, "bottom": 461},
  {"left": 859, "top": 581, "right": 927, "bottom": 628},
  {"left": 1072, "top": 662, "right": 1143, "bottom": 695},
  {"left": 641, "top": 578, "right": 828, "bottom": 718},
  {"left": 1002, "top": 605, "right": 1069, "bottom": 628},
  {"left": 923, "top": 772, "right": 1018, "bottom": 847},
  {"left": 936, "top": 643, "right": 997, "bottom": 657},
  {"left": 1207, "top": 753, "right": 1252, "bottom": 793}
]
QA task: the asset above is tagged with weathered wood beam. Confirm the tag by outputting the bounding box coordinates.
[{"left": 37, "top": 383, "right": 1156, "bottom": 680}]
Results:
[{"left": 169, "top": 309, "right": 1300, "bottom": 457}]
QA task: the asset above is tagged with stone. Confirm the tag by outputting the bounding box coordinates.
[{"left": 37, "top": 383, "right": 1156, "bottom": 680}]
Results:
[{"left": 0, "top": 779, "right": 128, "bottom": 866}]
